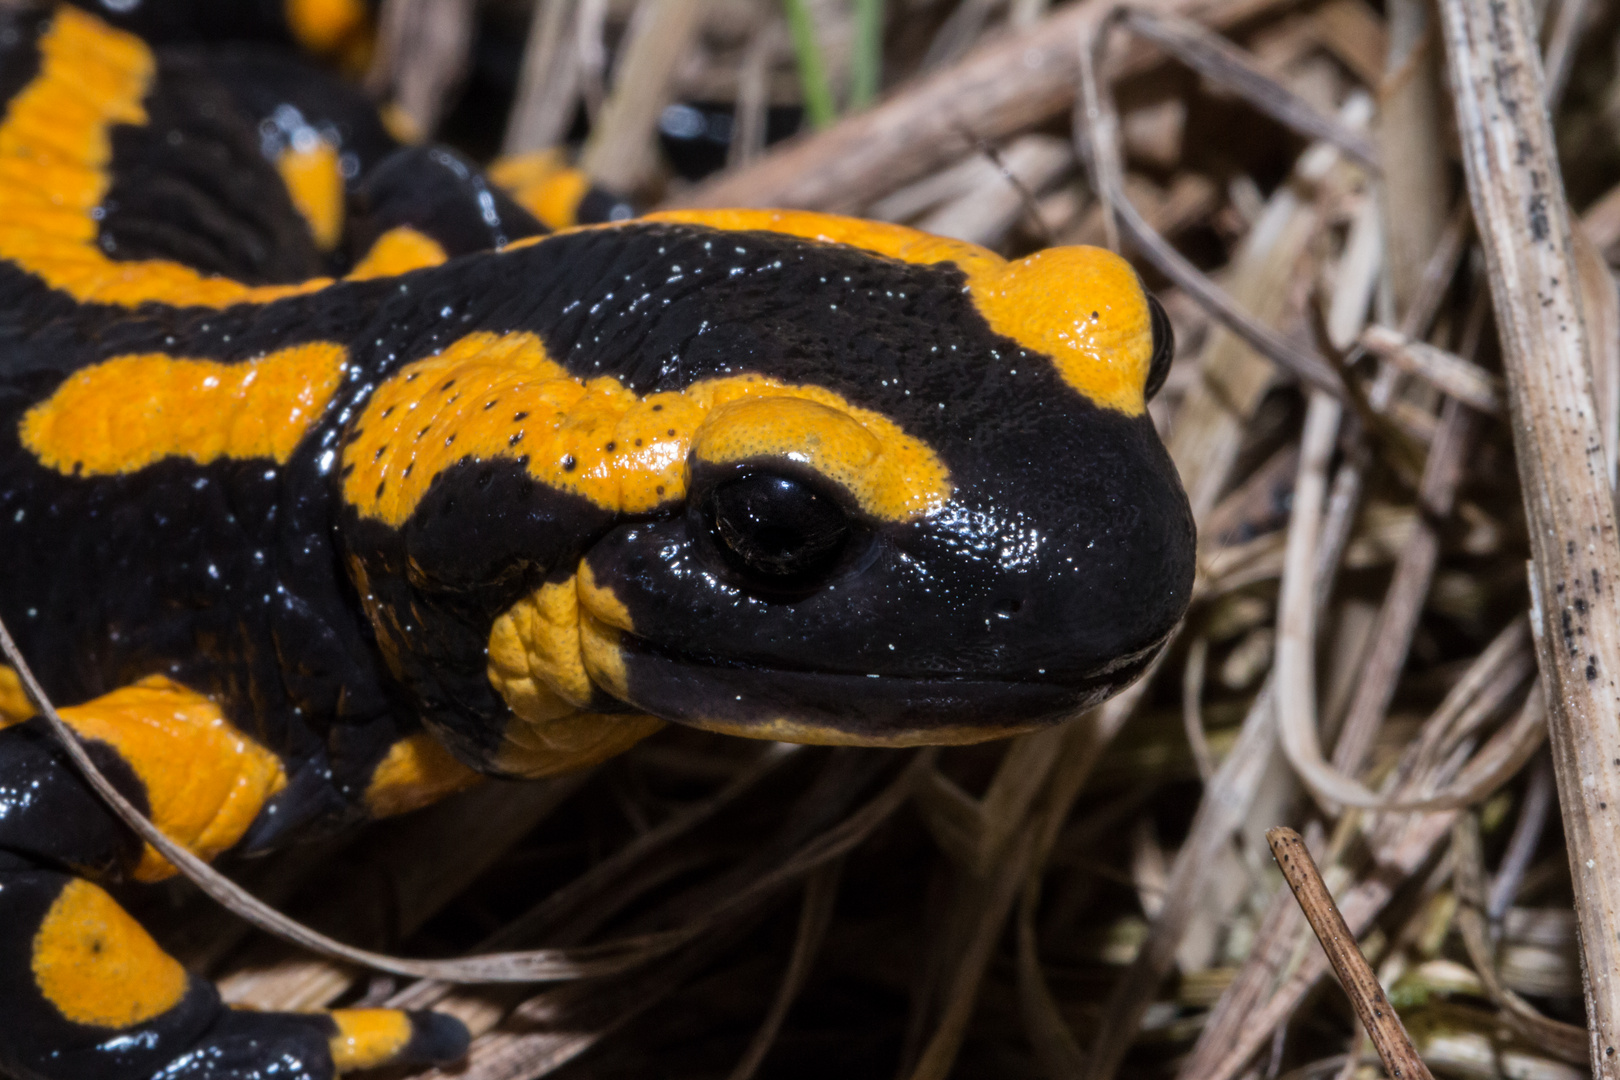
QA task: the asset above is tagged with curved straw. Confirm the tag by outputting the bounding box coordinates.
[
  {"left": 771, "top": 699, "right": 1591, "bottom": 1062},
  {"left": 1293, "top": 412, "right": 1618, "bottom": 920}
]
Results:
[
  {"left": 0, "top": 614, "right": 925, "bottom": 983},
  {"left": 1272, "top": 393, "right": 1540, "bottom": 812}
]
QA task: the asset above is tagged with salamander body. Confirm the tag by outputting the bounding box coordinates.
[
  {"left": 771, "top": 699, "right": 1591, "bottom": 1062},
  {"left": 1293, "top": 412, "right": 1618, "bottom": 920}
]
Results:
[{"left": 0, "top": 5, "right": 1194, "bottom": 1078}]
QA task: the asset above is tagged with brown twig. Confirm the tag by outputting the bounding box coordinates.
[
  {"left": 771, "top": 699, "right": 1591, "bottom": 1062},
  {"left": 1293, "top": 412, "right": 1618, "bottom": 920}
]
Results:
[{"left": 1267, "top": 827, "right": 1436, "bottom": 1080}]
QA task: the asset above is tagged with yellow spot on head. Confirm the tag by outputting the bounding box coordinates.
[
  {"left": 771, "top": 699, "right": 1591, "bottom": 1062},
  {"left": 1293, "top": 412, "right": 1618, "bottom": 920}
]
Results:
[
  {"left": 56, "top": 676, "right": 287, "bottom": 880},
  {"left": 344, "top": 331, "right": 950, "bottom": 525},
  {"left": 33, "top": 878, "right": 189, "bottom": 1027},
  {"left": 20, "top": 342, "right": 347, "bottom": 477},
  {"left": 972, "top": 247, "right": 1154, "bottom": 414},
  {"left": 348, "top": 226, "right": 448, "bottom": 279},
  {"left": 364, "top": 733, "right": 481, "bottom": 818},
  {"left": 488, "top": 150, "right": 592, "bottom": 231},
  {"left": 646, "top": 209, "right": 1156, "bottom": 414},
  {"left": 0, "top": 664, "right": 34, "bottom": 728},
  {"left": 277, "top": 137, "right": 345, "bottom": 251},
  {"left": 327, "top": 1009, "right": 412, "bottom": 1072}
]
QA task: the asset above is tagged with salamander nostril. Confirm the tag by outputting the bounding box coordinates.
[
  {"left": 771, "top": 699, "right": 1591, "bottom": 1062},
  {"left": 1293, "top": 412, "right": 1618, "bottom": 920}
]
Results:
[{"left": 992, "top": 598, "right": 1022, "bottom": 619}]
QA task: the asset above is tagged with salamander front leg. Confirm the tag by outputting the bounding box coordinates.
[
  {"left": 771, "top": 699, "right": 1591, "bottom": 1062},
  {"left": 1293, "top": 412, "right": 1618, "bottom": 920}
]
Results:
[
  {"left": 0, "top": 678, "right": 470, "bottom": 1080},
  {"left": 0, "top": 864, "right": 466, "bottom": 1080}
]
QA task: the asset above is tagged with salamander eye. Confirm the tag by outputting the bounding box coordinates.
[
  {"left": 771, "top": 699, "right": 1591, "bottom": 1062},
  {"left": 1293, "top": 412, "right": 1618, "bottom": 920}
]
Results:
[
  {"left": 1145, "top": 293, "right": 1174, "bottom": 401},
  {"left": 704, "top": 472, "right": 851, "bottom": 588}
]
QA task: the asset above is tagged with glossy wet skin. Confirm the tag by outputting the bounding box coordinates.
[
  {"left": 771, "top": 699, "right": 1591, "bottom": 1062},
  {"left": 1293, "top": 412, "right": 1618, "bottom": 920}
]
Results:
[
  {"left": 0, "top": 9, "right": 1197, "bottom": 1077},
  {"left": 325, "top": 217, "right": 1195, "bottom": 756},
  {"left": 552, "top": 225, "right": 1194, "bottom": 744}
]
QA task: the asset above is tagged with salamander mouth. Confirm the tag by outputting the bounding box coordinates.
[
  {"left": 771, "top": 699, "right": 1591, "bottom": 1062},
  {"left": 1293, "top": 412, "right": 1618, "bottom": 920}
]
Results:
[{"left": 607, "top": 630, "right": 1165, "bottom": 746}]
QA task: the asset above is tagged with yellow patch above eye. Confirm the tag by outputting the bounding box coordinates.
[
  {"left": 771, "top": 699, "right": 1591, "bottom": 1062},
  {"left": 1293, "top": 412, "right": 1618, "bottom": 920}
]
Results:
[
  {"left": 343, "top": 331, "right": 951, "bottom": 526},
  {"left": 20, "top": 341, "right": 347, "bottom": 477},
  {"left": 644, "top": 209, "right": 1156, "bottom": 415},
  {"left": 33, "top": 878, "right": 189, "bottom": 1028},
  {"left": 690, "top": 394, "right": 949, "bottom": 520}
]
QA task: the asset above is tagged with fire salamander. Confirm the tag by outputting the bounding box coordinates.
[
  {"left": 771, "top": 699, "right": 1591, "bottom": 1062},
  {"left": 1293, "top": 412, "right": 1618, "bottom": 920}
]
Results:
[{"left": 0, "top": 4, "right": 1193, "bottom": 1078}]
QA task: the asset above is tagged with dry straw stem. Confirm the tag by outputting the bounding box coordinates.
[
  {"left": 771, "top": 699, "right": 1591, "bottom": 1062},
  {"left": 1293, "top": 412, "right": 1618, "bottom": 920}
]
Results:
[
  {"left": 1267, "top": 827, "right": 1436, "bottom": 1080},
  {"left": 1451, "top": 812, "right": 1587, "bottom": 1063},
  {"left": 218, "top": 774, "right": 592, "bottom": 1011},
  {"left": 1183, "top": 681, "right": 1548, "bottom": 1080},
  {"left": 901, "top": 678, "right": 1158, "bottom": 1080},
  {"left": 504, "top": 0, "right": 583, "bottom": 155},
  {"left": 1438, "top": 0, "right": 1620, "bottom": 1068},
  {"left": 1075, "top": 13, "right": 1353, "bottom": 398},
  {"left": 367, "top": 0, "right": 477, "bottom": 139},
  {"left": 580, "top": 0, "right": 708, "bottom": 192},
  {"left": 0, "top": 613, "right": 705, "bottom": 985},
  {"left": 679, "top": 0, "right": 1296, "bottom": 213},
  {"left": 1357, "top": 325, "right": 1504, "bottom": 416},
  {"left": 1375, "top": 0, "right": 1448, "bottom": 312}
]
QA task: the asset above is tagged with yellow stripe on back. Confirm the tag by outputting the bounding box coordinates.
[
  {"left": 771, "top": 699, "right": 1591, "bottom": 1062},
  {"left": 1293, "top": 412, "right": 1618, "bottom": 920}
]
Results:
[
  {"left": 342, "top": 330, "right": 952, "bottom": 525},
  {"left": 20, "top": 342, "right": 348, "bottom": 477},
  {"left": 0, "top": 9, "right": 333, "bottom": 307}
]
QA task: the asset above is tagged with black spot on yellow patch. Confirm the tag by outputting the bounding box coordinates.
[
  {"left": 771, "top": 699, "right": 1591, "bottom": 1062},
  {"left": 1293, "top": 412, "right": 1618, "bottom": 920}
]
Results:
[{"left": 32, "top": 878, "right": 188, "bottom": 1027}]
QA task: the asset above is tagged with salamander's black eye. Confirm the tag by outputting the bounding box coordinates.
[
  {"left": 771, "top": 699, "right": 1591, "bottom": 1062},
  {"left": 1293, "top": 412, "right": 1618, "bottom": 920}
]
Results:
[
  {"left": 705, "top": 472, "right": 851, "bottom": 588},
  {"left": 1145, "top": 293, "right": 1174, "bottom": 401}
]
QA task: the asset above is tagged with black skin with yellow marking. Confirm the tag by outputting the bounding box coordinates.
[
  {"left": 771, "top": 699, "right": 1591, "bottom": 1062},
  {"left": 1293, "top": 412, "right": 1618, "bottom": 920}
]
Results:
[{"left": 0, "top": 6, "right": 1191, "bottom": 1078}]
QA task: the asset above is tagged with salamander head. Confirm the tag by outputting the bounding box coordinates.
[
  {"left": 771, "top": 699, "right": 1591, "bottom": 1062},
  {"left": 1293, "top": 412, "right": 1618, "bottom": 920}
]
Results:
[{"left": 342, "top": 212, "right": 1194, "bottom": 767}]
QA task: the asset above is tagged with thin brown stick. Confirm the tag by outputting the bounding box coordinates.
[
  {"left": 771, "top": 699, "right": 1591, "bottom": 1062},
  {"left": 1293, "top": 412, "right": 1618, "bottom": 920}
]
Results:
[
  {"left": 1357, "top": 326, "right": 1504, "bottom": 415},
  {"left": 1266, "top": 827, "right": 1436, "bottom": 1080},
  {"left": 1321, "top": 396, "right": 1479, "bottom": 788}
]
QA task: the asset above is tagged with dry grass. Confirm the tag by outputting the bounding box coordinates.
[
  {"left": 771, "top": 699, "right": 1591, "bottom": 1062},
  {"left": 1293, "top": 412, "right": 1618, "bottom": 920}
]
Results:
[{"left": 144, "top": 0, "right": 1620, "bottom": 1076}]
